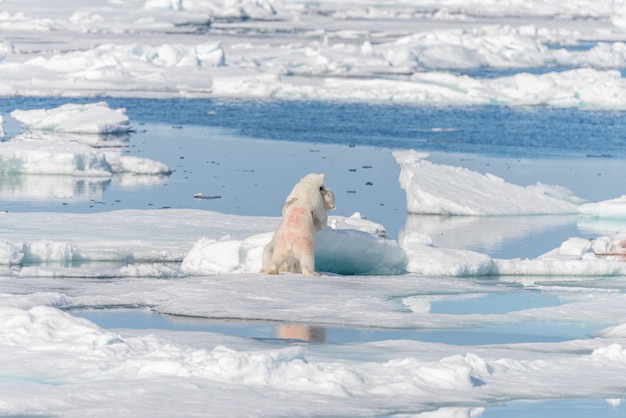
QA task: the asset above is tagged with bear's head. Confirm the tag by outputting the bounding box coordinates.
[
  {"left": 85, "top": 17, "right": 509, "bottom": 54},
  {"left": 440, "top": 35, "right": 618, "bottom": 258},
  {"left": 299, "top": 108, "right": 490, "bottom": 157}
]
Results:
[
  {"left": 299, "top": 173, "right": 324, "bottom": 188},
  {"left": 284, "top": 173, "right": 334, "bottom": 213},
  {"left": 322, "top": 188, "right": 335, "bottom": 211},
  {"left": 301, "top": 174, "right": 335, "bottom": 209}
]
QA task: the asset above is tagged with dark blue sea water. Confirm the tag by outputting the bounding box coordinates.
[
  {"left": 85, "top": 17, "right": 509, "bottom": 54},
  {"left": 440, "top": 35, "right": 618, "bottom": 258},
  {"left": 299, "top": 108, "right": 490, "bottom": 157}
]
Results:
[{"left": 3, "top": 97, "right": 626, "bottom": 158}]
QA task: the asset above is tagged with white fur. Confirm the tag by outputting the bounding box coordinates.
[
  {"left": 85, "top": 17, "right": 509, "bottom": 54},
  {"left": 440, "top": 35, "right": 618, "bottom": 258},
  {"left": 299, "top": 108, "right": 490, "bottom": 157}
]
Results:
[{"left": 262, "top": 173, "right": 335, "bottom": 276}]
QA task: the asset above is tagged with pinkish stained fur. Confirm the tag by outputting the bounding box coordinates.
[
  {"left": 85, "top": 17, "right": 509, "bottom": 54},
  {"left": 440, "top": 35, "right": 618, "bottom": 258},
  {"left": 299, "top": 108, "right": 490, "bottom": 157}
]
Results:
[{"left": 266, "top": 206, "right": 317, "bottom": 276}]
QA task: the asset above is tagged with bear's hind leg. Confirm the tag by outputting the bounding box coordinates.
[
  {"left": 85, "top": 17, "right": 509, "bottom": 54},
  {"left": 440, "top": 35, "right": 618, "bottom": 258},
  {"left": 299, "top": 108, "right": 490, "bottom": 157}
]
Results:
[
  {"left": 301, "top": 260, "right": 319, "bottom": 277},
  {"left": 267, "top": 244, "right": 290, "bottom": 275},
  {"left": 261, "top": 240, "right": 274, "bottom": 273},
  {"left": 293, "top": 239, "right": 318, "bottom": 277}
]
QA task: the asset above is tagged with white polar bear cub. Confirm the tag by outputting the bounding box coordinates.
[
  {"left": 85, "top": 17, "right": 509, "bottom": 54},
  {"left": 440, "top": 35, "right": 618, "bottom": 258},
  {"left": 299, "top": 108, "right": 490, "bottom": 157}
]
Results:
[{"left": 262, "top": 173, "right": 335, "bottom": 276}]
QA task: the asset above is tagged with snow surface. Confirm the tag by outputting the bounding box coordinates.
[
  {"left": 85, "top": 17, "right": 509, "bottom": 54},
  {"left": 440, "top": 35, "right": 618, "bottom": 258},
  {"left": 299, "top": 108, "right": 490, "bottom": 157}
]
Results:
[
  {"left": 4, "top": 303, "right": 626, "bottom": 417},
  {"left": 2, "top": 1, "right": 626, "bottom": 416},
  {"left": 3, "top": 256, "right": 626, "bottom": 416}
]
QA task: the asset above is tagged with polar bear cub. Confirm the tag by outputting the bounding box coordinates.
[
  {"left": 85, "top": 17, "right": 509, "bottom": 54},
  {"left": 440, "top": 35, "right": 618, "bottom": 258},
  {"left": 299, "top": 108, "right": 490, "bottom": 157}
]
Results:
[{"left": 262, "top": 173, "right": 335, "bottom": 276}]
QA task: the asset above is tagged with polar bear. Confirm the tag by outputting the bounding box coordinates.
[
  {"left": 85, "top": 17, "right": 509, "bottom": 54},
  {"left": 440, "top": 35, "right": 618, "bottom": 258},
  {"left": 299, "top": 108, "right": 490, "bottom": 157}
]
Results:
[{"left": 262, "top": 173, "right": 335, "bottom": 276}]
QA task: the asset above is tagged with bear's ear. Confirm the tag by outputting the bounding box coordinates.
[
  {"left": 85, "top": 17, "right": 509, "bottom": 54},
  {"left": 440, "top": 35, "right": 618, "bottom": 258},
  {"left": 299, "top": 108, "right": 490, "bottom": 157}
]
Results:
[
  {"left": 319, "top": 173, "right": 324, "bottom": 181},
  {"left": 284, "top": 197, "right": 298, "bottom": 208}
]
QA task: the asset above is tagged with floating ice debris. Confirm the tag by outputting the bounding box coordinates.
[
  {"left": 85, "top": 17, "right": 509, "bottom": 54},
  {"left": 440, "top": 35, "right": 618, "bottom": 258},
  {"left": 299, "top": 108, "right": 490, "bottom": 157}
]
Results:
[
  {"left": 431, "top": 128, "right": 458, "bottom": 132},
  {"left": 193, "top": 193, "right": 222, "bottom": 199}
]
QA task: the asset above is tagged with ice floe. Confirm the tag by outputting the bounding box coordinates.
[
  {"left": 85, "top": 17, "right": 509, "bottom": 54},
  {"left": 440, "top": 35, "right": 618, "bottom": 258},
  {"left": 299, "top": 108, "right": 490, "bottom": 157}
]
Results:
[
  {"left": 1, "top": 102, "right": 171, "bottom": 176},
  {"left": 10, "top": 102, "right": 130, "bottom": 134},
  {"left": 394, "top": 149, "right": 584, "bottom": 215}
]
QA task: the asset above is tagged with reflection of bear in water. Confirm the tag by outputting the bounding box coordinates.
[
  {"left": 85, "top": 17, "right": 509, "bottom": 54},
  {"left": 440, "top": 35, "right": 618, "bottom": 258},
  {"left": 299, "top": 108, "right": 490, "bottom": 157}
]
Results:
[{"left": 262, "top": 173, "right": 335, "bottom": 276}]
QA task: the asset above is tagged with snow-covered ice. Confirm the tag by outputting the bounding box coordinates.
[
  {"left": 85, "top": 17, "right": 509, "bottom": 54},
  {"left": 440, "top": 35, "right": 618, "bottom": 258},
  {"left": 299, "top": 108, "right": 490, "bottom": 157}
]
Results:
[
  {"left": 2, "top": 0, "right": 626, "bottom": 416},
  {"left": 5, "top": 303, "right": 625, "bottom": 417}
]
